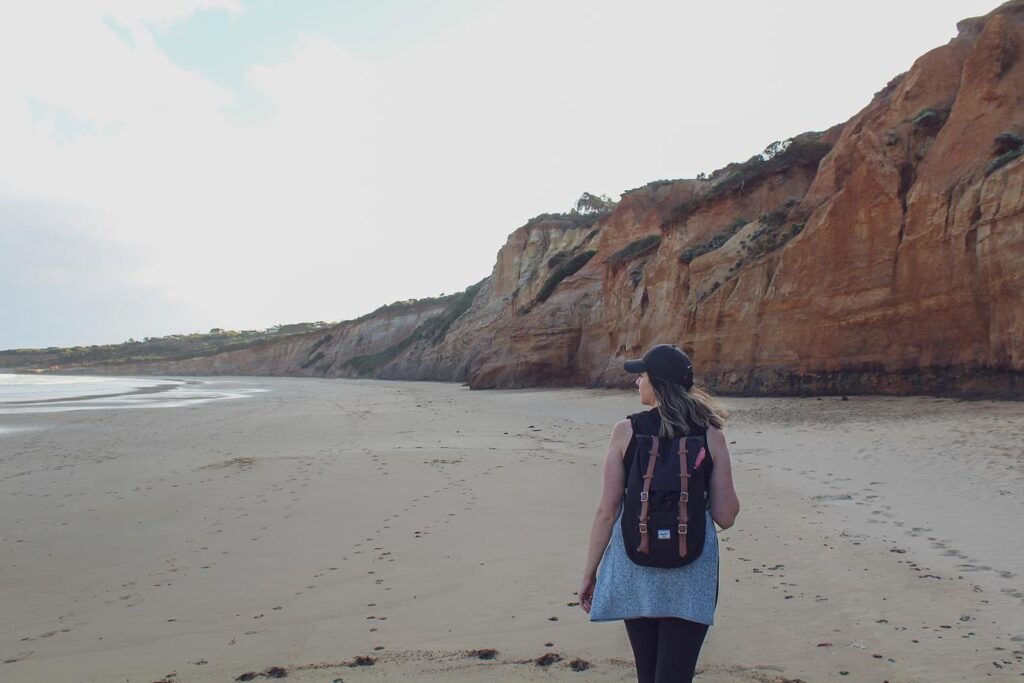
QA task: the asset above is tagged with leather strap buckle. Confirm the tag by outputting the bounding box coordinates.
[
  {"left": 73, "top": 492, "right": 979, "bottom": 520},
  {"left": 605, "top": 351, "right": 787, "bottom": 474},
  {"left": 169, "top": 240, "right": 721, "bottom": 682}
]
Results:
[
  {"left": 639, "top": 491, "right": 649, "bottom": 502},
  {"left": 679, "top": 492, "right": 689, "bottom": 503},
  {"left": 638, "top": 522, "right": 648, "bottom": 533},
  {"left": 678, "top": 524, "right": 688, "bottom": 535}
]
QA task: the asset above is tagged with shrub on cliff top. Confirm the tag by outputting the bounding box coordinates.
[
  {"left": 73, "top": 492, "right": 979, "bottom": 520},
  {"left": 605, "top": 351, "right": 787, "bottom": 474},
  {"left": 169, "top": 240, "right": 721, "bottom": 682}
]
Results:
[
  {"left": 525, "top": 193, "right": 617, "bottom": 229},
  {"left": 606, "top": 235, "right": 661, "bottom": 265},
  {"left": 525, "top": 211, "right": 604, "bottom": 230},
  {"left": 574, "top": 192, "right": 617, "bottom": 215},
  {"left": 353, "top": 293, "right": 464, "bottom": 323},
  {"left": 713, "top": 133, "right": 831, "bottom": 187},
  {"left": 876, "top": 71, "right": 908, "bottom": 99},
  {"left": 662, "top": 132, "right": 832, "bottom": 230}
]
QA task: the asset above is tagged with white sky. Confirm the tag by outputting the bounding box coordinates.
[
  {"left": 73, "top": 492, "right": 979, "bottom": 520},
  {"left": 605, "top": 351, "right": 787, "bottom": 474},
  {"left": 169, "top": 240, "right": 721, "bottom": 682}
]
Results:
[{"left": 0, "top": 0, "right": 1002, "bottom": 348}]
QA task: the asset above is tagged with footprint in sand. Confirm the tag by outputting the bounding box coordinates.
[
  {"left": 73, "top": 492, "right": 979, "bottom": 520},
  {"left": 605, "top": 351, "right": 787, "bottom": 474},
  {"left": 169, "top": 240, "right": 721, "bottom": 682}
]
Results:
[{"left": 3, "top": 650, "right": 34, "bottom": 664}]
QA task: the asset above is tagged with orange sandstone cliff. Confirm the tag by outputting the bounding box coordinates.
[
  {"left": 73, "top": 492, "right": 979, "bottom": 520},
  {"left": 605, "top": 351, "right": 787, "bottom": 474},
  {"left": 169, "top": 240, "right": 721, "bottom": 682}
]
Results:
[{"left": 55, "top": 2, "right": 1024, "bottom": 396}]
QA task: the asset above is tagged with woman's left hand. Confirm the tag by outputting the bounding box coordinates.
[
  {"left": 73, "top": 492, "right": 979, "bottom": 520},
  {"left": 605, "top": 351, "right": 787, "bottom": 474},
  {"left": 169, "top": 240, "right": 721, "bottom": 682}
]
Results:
[
  {"left": 578, "top": 575, "right": 595, "bottom": 614},
  {"left": 578, "top": 419, "right": 630, "bottom": 617}
]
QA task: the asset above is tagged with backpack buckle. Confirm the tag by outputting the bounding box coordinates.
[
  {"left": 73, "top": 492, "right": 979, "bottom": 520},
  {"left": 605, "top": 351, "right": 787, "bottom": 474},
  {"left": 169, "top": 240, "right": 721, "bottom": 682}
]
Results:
[
  {"left": 679, "top": 492, "right": 689, "bottom": 503},
  {"left": 678, "top": 524, "right": 688, "bottom": 535},
  {"left": 639, "top": 491, "right": 649, "bottom": 502},
  {"left": 638, "top": 522, "right": 648, "bottom": 533}
]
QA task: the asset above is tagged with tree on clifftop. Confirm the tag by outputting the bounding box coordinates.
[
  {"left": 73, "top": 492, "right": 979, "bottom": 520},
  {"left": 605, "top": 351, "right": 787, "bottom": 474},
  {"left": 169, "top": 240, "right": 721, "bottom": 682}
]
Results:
[{"left": 574, "top": 192, "right": 617, "bottom": 215}]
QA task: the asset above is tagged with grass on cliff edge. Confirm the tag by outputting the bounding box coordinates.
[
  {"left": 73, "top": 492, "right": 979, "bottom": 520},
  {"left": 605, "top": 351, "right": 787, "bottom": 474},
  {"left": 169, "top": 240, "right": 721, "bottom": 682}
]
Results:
[
  {"left": 658, "top": 132, "right": 833, "bottom": 229},
  {"left": 342, "top": 279, "right": 486, "bottom": 375},
  {"left": 0, "top": 322, "right": 336, "bottom": 370}
]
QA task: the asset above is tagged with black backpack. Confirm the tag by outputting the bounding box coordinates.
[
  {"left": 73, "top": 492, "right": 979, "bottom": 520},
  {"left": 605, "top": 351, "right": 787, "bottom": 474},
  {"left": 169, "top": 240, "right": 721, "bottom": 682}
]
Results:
[{"left": 621, "top": 411, "right": 712, "bottom": 568}]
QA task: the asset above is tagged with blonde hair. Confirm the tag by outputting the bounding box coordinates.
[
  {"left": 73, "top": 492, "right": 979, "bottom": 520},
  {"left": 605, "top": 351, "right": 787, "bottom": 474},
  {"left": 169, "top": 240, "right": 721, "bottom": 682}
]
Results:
[{"left": 650, "top": 377, "right": 729, "bottom": 437}]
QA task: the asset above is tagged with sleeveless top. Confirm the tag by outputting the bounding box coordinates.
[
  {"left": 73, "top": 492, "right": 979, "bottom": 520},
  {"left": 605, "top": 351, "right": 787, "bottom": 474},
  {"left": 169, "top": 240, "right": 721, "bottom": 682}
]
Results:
[{"left": 589, "top": 408, "right": 720, "bottom": 625}]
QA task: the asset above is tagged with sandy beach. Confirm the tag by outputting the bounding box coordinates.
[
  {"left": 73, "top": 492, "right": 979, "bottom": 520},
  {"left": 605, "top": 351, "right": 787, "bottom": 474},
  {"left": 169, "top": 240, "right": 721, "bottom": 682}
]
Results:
[{"left": 1, "top": 377, "right": 1022, "bottom": 682}]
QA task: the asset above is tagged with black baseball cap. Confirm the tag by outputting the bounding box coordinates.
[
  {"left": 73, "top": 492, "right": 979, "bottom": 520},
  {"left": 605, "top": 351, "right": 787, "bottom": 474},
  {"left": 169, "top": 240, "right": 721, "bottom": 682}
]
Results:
[{"left": 623, "top": 344, "right": 694, "bottom": 386}]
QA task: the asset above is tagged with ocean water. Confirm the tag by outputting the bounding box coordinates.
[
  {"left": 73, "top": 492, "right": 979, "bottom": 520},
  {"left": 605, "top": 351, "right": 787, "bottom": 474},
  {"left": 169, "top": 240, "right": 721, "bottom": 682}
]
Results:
[{"left": 0, "top": 373, "right": 266, "bottom": 415}]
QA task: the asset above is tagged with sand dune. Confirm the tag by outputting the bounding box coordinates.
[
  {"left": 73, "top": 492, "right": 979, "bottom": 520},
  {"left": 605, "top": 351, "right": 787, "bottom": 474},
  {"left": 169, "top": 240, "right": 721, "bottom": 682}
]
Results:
[{"left": 1, "top": 378, "right": 1021, "bottom": 681}]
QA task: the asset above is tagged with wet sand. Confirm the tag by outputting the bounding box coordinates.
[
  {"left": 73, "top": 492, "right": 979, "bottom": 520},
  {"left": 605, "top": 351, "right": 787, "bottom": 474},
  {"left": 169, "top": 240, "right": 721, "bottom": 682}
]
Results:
[{"left": 1, "top": 378, "right": 1022, "bottom": 682}]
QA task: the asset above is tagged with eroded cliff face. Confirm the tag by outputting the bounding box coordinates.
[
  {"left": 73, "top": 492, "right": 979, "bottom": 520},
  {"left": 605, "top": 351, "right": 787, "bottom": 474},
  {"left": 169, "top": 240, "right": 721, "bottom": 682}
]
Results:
[
  {"left": 685, "top": 2, "right": 1024, "bottom": 396},
  {"left": 76, "top": 300, "right": 455, "bottom": 378},
  {"left": 60, "top": 1, "right": 1024, "bottom": 396}
]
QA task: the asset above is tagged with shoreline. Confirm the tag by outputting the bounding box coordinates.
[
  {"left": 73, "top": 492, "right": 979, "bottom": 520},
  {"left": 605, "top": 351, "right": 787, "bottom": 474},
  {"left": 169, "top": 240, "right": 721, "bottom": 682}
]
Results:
[
  {"left": 1, "top": 377, "right": 1021, "bottom": 681},
  {"left": 0, "top": 375, "right": 264, "bottom": 415},
  {"left": 1, "top": 382, "right": 184, "bottom": 406},
  {"left": 6, "top": 365, "right": 1024, "bottom": 403}
]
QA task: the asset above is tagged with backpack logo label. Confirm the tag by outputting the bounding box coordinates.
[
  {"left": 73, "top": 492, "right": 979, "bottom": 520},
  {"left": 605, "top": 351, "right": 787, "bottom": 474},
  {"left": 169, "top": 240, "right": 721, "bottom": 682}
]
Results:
[{"left": 657, "top": 529, "right": 671, "bottom": 540}]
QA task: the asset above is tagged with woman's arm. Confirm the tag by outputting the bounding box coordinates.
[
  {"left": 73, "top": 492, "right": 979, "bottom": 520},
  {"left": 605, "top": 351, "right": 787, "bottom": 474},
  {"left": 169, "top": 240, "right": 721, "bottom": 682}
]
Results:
[
  {"left": 578, "top": 418, "right": 631, "bottom": 613},
  {"left": 706, "top": 426, "right": 740, "bottom": 529}
]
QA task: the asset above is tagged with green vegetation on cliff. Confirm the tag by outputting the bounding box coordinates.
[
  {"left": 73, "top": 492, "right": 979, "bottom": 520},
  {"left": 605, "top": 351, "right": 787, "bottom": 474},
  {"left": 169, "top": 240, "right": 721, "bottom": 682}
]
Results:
[
  {"left": 342, "top": 279, "right": 486, "bottom": 375},
  {"left": 534, "top": 249, "right": 597, "bottom": 304},
  {"left": 606, "top": 235, "right": 661, "bottom": 265},
  {"left": 524, "top": 192, "right": 618, "bottom": 229},
  {"left": 680, "top": 217, "right": 748, "bottom": 264},
  {"left": 0, "top": 322, "right": 335, "bottom": 371},
  {"left": 663, "top": 132, "right": 832, "bottom": 228},
  {"left": 987, "top": 131, "right": 1024, "bottom": 175},
  {"left": 691, "top": 204, "right": 806, "bottom": 302}
]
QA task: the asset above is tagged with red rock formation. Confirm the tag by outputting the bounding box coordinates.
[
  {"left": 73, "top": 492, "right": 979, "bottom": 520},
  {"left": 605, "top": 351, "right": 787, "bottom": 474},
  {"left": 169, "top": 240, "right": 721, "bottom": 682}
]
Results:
[
  {"left": 36, "top": 1, "right": 1024, "bottom": 397},
  {"left": 454, "top": 0, "right": 1024, "bottom": 396}
]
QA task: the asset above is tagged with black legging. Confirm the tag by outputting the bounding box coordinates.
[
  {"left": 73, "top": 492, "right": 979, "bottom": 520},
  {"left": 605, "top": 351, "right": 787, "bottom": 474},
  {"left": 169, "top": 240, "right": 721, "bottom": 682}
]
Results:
[{"left": 624, "top": 617, "right": 709, "bottom": 682}]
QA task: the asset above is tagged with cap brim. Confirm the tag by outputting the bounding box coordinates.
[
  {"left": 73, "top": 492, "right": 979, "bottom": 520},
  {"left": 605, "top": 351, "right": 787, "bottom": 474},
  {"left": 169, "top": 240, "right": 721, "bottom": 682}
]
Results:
[{"left": 623, "top": 359, "right": 646, "bottom": 373}]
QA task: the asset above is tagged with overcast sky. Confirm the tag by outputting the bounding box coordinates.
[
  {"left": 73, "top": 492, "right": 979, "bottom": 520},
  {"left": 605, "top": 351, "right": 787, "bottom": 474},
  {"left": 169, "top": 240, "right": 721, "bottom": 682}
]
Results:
[{"left": 0, "top": 0, "right": 1001, "bottom": 349}]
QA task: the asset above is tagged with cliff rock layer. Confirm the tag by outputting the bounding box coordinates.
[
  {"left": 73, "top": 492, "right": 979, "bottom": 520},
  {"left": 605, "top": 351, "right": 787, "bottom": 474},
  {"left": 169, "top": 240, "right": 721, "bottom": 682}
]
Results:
[{"left": 54, "top": 2, "right": 1024, "bottom": 396}]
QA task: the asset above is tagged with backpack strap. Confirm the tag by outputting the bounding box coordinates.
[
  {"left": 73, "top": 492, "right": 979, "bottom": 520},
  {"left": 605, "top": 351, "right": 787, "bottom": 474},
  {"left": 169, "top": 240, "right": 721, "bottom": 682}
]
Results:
[
  {"left": 636, "top": 435, "right": 660, "bottom": 555},
  {"left": 677, "top": 438, "right": 693, "bottom": 559}
]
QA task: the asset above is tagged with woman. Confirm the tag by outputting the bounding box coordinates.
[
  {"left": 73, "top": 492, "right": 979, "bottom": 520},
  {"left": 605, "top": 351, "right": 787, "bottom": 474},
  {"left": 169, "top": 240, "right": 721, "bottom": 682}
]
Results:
[{"left": 579, "top": 344, "right": 740, "bottom": 682}]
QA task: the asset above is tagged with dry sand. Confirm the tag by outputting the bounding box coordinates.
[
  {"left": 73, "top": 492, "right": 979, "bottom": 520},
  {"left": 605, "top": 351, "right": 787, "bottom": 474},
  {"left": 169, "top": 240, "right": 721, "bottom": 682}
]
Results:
[{"left": 1, "top": 377, "right": 1022, "bottom": 682}]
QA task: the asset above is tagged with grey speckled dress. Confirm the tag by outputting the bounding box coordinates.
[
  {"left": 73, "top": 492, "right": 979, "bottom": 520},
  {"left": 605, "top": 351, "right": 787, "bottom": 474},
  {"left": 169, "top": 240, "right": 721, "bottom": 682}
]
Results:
[
  {"left": 589, "top": 505, "right": 718, "bottom": 624},
  {"left": 589, "top": 409, "right": 719, "bottom": 625}
]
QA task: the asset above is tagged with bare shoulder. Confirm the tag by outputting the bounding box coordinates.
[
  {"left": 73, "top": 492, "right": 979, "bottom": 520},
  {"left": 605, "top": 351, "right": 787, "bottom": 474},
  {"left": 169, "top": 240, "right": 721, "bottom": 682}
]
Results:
[
  {"left": 610, "top": 419, "right": 632, "bottom": 456},
  {"left": 705, "top": 425, "right": 729, "bottom": 459},
  {"left": 612, "top": 418, "right": 632, "bottom": 442}
]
